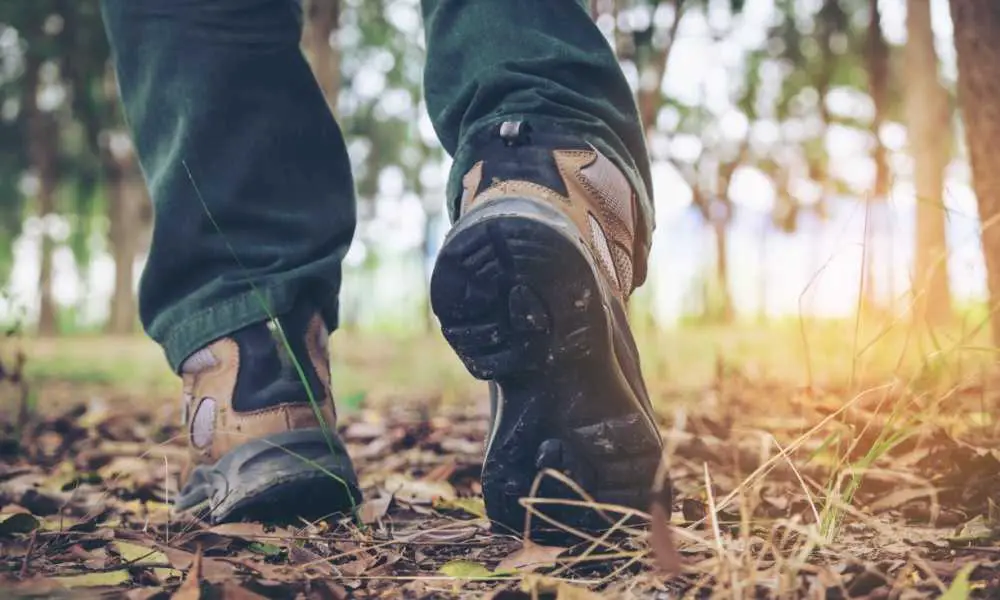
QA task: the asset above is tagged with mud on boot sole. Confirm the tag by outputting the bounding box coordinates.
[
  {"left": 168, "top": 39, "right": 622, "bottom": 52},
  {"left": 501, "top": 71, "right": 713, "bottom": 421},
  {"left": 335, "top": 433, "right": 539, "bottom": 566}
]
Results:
[
  {"left": 430, "top": 196, "right": 666, "bottom": 542},
  {"left": 174, "top": 428, "right": 362, "bottom": 525}
]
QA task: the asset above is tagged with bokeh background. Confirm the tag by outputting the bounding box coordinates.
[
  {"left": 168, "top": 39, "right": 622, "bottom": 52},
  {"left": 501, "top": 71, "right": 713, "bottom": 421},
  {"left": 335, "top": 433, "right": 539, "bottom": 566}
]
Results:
[{"left": 0, "top": 0, "right": 994, "bottom": 356}]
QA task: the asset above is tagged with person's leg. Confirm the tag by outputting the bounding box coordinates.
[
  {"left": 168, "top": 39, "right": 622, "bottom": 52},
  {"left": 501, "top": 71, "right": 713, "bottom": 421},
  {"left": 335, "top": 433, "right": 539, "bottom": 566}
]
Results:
[
  {"left": 100, "top": 0, "right": 361, "bottom": 523},
  {"left": 422, "top": 0, "right": 654, "bottom": 269},
  {"left": 422, "top": 0, "right": 666, "bottom": 539}
]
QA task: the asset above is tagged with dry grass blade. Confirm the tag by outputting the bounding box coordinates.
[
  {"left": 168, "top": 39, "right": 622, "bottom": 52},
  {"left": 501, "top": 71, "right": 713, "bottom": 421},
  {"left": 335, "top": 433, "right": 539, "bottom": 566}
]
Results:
[{"left": 649, "top": 499, "right": 683, "bottom": 576}]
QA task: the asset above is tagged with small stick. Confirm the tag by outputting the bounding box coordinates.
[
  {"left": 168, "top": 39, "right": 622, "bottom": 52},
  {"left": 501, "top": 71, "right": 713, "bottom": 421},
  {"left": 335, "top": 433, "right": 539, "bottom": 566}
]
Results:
[{"left": 19, "top": 529, "right": 38, "bottom": 578}]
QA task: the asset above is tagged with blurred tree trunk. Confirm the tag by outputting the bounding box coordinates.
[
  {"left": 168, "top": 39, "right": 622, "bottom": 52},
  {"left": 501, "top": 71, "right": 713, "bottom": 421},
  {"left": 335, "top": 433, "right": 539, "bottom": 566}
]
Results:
[
  {"left": 422, "top": 213, "right": 436, "bottom": 332},
  {"left": 905, "top": 0, "right": 952, "bottom": 326},
  {"left": 757, "top": 219, "right": 768, "bottom": 324},
  {"left": 864, "top": 0, "right": 890, "bottom": 314},
  {"left": 949, "top": 0, "right": 1000, "bottom": 346},
  {"left": 102, "top": 64, "right": 141, "bottom": 335},
  {"left": 98, "top": 61, "right": 146, "bottom": 335},
  {"left": 24, "top": 57, "right": 60, "bottom": 337},
  {"left": 36, "top": 177, "right": 58, "bottom": 337},
  {"left": 302, "top": 0, "right": 341, "bottom": 117},
  {"left": 712, "top": 217, "right": 732, "bottom": 323},
  {"left": 103, "top": 145, "right": 142, "bottom": 335},
  {"left": 636, "top": 0, "right": 685, "bottom": 133}
]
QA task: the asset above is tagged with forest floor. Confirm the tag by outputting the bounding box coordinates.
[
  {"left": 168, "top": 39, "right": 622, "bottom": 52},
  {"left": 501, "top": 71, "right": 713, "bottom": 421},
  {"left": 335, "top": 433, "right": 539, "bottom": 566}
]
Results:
[{"left": 2, "top": 320, "right": 1000, "bottom": 598}]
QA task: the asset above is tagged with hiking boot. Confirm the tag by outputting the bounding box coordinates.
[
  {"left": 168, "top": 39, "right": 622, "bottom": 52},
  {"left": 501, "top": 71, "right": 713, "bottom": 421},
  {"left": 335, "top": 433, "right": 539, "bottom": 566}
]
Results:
[
  {"left": 173, "top": 302, "right": 362, "bottom": 524},
  {"left": 430, "top": 121, "right": 668, "bottom": 539}
]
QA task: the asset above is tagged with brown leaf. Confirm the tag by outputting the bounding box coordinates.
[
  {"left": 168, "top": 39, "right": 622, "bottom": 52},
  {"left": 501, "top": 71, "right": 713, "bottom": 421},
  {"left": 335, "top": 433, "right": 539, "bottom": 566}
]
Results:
[
  {"left": 681, "top": 498, "right": 706, "bottom": 522},
  {"left": 306, "top": 580, "right": 349, "bottom": 600},
  {"left": 383, "top": 474, "right": 456, "bottom": 504},
  {"left": 394, "top": 523, "right": 481, "bottom": 543},
  {"left": 337, "top": 552, "right": 375, "bottom": 577},
  {"left": 158, "top": 546, "right": 236, "bottom": 582},
  {"left": 357, "top": 495, "right": 392, "bottom": 524},
  {"left": 127, "top": 587, "right": 169, "bottom": 600},
  {"left": 867, "top": 487, "right": 938, "bottom": 516},
  {"left": 288, "top": 544, "right": 336, "bottom": 577},
  {"left": 98, "top": 457, "right": 153, "bottom": 485},
  {"left": 112, "top": 541, "right": 181, "bottom": 582},
  {"left": 217, "top": 581, "right": 268, "bottom": 600},
  {"left": 520, "top": 574, "right": 603, "bottom": 599},
  {"left": 341, "top": 421, "right": 387, "bottom": 441},
  {"left": 2, "top": 578, "right": 65, "bottom": 597},
  {"left": 170, "top": 546, "right": 202, "bottom": 600},
  {"left": 649, "top": 501, "right": 683, "bottom": 575},
  {"left": 422, "top": 460, "right": 457, "bottom": 483},
  {"left": 496, "top": 542, "right": 566, "bottom": 574}
]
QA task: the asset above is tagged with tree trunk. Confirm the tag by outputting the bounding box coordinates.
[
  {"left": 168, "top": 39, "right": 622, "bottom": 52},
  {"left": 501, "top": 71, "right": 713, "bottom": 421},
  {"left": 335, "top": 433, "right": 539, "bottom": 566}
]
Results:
[
  {"left": 906, "top": 0, "right": 952, "bottom": 326},
  {"left": 24, "top": 58, "right": 59, "bottom": 336},
  {"left": 949, "top": 0, "right": 1000, "bottom": 346},
  {"left": 713, "top": 217, "right": 734, "bottom": 323},
  {"left": 36, "top": 177, "right": 57, "bottom": 337},
  {"left": 302, "top": 0, "right": 341, "bottom": 117},
  {"left": 104, "top": 150, "right": 142, "bottom": 335},
  {"left": 758, "top": 219, "right": 768, "bottom": 324},
  {"left": 102, "top": 64, "right": 141, "bottom": 335},
  {"left": 865, "top": 0, "right": 890, "bottom": 314}
]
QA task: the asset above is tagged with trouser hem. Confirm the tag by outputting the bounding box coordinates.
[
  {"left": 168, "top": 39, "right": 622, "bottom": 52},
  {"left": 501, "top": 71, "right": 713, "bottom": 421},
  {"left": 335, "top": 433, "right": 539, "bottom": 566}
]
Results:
[{"left": 150, "top": 284, "right": 339, "bottom": 373}]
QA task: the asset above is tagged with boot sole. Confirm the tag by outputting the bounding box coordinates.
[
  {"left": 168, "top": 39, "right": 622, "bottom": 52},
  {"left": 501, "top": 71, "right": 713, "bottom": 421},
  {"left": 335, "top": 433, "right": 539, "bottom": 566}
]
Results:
[
  {"left": 174, "top": 428, "right": 362, "bottom": 525},
  {"left": 430, "top": 196, "right": 664, "bottom": 541}
]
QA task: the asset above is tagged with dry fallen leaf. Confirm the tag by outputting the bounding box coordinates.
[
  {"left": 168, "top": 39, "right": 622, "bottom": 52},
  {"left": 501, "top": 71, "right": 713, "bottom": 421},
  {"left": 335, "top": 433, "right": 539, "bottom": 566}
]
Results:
[
  {"left": 520, "top": 574, "right": 603, "bottom": 599},
  {"left": 422, "top": 459, "right": 457, "bottom": 482},
  {"left": 208, "top": 522, "right": 292, "bottom": 541},
  {"left": 127, "top": 587, "right": 168, "bottom": 600},
  {"left": 432, "top": 496, "right": 486, "bottom": 518},
  {"left": 53, "top": 570, "right": 130, "bottom": 589},
  {"left": 113, "top": 540, "right": 181, "bottom": 582},
  {"left": 159, "top": 546, "right": 238, "bottom": 583},
  {"left": 496, "top": 542, "right": 566, "bottom": 574},
  {"left": 99, "top": 456, "right": 153, "bottom": 486},
  {"left": 357, "top": 495, "right": 392, "bottom": 524},
  {"left": 337, "top": 552, "right": 375, "bottom": 577},
  {"left": 306, "top": 580, "right": 350, "bottom": 600},
  {"left": 439, "top": 560, "right": 500, "bottom": 580},
  {"left": 217, "top": 581, "right": 269, "bottom": 599},
  {"left": 394, "top": 523, "right": 482, "bottom": 543},
  {"left": 171, "top": 546, "right": 203, "bottom": 600},
  {"left": 383, "top": 474, "right": 456, "bottom": 504}
]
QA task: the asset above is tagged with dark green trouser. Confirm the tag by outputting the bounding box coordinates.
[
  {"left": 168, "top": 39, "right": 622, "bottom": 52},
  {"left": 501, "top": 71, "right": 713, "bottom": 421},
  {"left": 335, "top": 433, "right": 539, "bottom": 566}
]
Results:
[{"left": 100, "top": 0, "right": 654, "bottom": 372}]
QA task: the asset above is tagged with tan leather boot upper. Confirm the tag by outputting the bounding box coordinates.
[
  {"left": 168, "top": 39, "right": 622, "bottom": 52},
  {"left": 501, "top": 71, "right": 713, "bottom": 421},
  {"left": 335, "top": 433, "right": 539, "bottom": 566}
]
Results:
[{"left": 179, "top": 314, "right": 338, "bottom": 480}]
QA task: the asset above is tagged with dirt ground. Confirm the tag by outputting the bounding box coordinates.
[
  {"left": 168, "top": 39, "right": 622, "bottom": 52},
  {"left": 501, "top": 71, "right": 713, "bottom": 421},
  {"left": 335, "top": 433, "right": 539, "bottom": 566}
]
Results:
[{"left": 2, "top": 328, "right": 1000, "bottom": 598}]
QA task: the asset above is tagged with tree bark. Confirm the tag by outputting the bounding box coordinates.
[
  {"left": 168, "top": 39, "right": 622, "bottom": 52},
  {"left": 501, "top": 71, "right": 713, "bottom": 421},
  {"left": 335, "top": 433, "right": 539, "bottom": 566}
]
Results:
[
  {"left": 102, "top": 64, "right": 142, "bottom": 335},
  {"left": 713, "top": 216, "right": 733, "bottom": 323},
  {"left": 949, "top": 0, "right": 1000, "bottom": 346},
  {"left": 861, "top": 0, "right": 890, "bottom": 315},
  {"left": 23, "top": 57, "right": 60, "bottom": 336},
  {"left": 104, "top": 147, "right": 142, "bottom": 335},
  {"left": 302, "top": 0, "right": 341, "bottom": 117},
  {"left": 35, "top": 175, "right": 57, "bottom": 337},
  {"left": 905, "top": 0, "right": 952, "bottom": 326}
]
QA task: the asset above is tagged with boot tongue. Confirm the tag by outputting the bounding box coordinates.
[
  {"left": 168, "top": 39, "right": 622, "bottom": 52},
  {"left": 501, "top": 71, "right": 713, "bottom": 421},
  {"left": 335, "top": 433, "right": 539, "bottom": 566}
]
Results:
[{"left": 229, "top": 303, "right": 325, "bottom": 413}]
